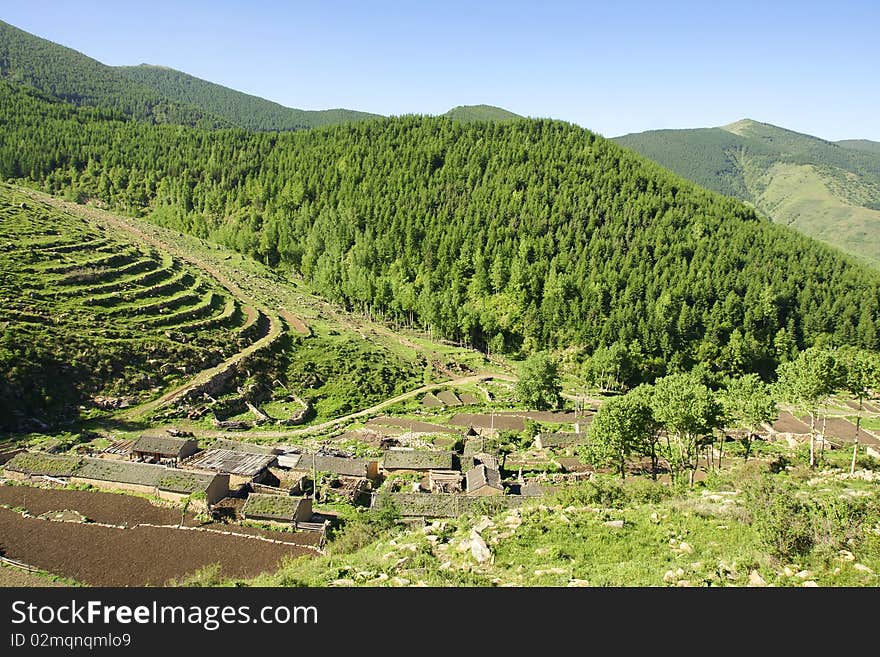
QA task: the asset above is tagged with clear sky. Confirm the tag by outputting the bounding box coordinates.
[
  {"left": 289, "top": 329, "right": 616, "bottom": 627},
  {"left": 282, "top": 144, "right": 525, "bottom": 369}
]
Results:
[{"left": 3, "top": 0, "right": 878, "bottom": 140}]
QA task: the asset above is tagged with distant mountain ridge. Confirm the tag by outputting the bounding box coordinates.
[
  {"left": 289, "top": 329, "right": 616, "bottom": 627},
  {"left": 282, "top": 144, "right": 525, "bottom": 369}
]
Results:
[
  {"left": 0, "top": 19, "right": 379, "bottom": 131},
  {"left": 0, "top": 19, "right": 224, "bottom": 127},
  {"left": 615, "top": 119, "right": 880, "bottom": 265},
  {"left": 443, "top": 105, "right": 522, "bottom": 122},
  {"left": 116, "top": 64, "right": 382, "bottom": 131}
]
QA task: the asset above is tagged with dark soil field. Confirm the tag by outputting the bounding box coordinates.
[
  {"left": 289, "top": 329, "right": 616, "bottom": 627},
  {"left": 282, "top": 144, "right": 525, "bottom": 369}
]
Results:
[
  {"left": 812, "top": 417, "right": 880, "bottom": 446},
  {"left": 772, "top": 411, "right": 812, "bottom": 434},
  {"left": 0, "top": 564, "right": 68, "bottom": 587},
  {"left": 0, "top": 507, "right": 316, "bottom": 585},
  {"left": 0, "top": 484, "right": 323, "bottom": 546},
  {"left": 0, "top": 485, "right": 185, "bottom": 526}
]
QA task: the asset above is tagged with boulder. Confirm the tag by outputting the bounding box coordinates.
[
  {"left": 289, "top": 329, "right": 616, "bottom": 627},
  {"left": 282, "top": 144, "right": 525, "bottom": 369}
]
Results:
[
  {"left": 603, "top": 519, "right": 625, "bottom": 529},
  {"left": 748, "top": 570, "right": 767, "bottom": 587}
]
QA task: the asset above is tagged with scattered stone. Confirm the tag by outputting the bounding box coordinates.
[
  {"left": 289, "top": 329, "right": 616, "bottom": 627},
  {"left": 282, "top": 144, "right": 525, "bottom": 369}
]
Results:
[
  {"left": 567, "top": 579, "right": 590, "bottom": 587},
  {"left": 330, "top": 578, "right": 355, "bottom": 587},
  {"left": 853, "top": 563, "right": 874, "bottom": 574},
  {"left": 748, "top": 570, "right": 767, "bottom": 587},
  {"left": 650, "top": 512, "right": 660, "bottom": 524},
  {"left": 426, "top": 535, "right": 439, "bottom": 544},
  {"left": 474, "top": 517, "right": 494, "bottom": 533},
  {"left": 535, "top": 547, "right": 550, "bottom": 556},
  {"left": 438, "top": 561, "right": 452, "bottom": 571},
  {"left": 802, "top": 580, "right": 819, "bottom": 587},
  {"left": 558, "top": 514, "right": 571, "bottom": 525},
  {"left": 603, "top": 519, "right": 625, "bottom": 529},
  {"left": 372, "top": 573, "right": 389, "bottom": 582},
  {"left": 678, "top": 541, "right": 694, "bottom": 554},
  {"left": 470, "top": 532, "right": 492, "bottom": 564},
  {"left": 675, "top": 580, "right": 692, "bottom": 587},
  {"left": 534, "top": 567, "right": 567, "bottom": 577},
  {"left": 391, "top": 577, "right": 410, "bottom": 587},
  {"left": 838, "top": 550, "right": 856, "bottom": 562},
  {"left": 795, "top": 570, "right": 813, "bottom": 579}
]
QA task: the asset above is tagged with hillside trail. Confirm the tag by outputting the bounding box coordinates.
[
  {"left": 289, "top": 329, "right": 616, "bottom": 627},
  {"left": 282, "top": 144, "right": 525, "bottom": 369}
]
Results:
[
  {"left": 186, "top": 372, "right": 519, "bottom": 440},
  {"left": 23, "top": 190, "right": 308, "bottom": 419}
]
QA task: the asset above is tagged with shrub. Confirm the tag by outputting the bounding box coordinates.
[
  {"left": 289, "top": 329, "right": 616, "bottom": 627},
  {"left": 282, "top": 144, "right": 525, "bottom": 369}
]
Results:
[{"left": 745, "top": 477, "right": 814, "bottom": 559}]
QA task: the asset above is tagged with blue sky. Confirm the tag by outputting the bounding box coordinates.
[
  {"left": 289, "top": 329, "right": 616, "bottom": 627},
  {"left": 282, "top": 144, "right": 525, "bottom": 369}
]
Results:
[{"left": 3, "top": 0, "right": 878, "bottom": 139}]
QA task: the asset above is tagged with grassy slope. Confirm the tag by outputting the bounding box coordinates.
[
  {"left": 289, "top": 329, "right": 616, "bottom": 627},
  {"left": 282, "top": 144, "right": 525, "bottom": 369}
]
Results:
[
  {"left": 615, "top": 119, "right": 880, "bottom": 265},
  {"left": 838, "top": 139, "right": 880, "bottom": 155},
  {"left": 248, "top": 446, "right": 880, "bottom": 587},
  {"left": 443, "top": 104, "right": 523, "bottom": 122},
  {"left": 116, "top": 64, "right": 382, "bottom": 131}
]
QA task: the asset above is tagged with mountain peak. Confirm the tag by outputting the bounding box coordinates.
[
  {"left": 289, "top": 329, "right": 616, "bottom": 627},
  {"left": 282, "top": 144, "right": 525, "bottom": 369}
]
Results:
[{"left": 443, "top": 105, "right": 522, "bottom": 122}]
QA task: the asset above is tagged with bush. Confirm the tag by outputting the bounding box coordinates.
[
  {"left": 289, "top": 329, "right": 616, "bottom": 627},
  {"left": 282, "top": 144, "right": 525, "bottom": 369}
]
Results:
[
  {"left": 745, "top": 477, "right": 814, "bottom": 559},
  {"left": 744, "top": 476, "right": 880, "bottom": 561}
]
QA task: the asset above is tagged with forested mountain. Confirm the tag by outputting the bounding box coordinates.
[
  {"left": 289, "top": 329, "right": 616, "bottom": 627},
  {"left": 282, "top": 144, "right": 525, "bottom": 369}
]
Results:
[
  {"left": 838, "top": 139, "right": 880, "bottom": 156},
  {"left": 116, "top": 64, "right": 381, "bottom": 131},
  {"left": 3, "top": 80, "right": 880, "bottom": 382},
  {"left": 443, "top": 105, "right": 522, "bottom": 122},
  {"left": 615, "top": 119, "right": 880, "bottom": 265},
  {"left": 0, "top": 19, "right": 225, "bottom": 127}
]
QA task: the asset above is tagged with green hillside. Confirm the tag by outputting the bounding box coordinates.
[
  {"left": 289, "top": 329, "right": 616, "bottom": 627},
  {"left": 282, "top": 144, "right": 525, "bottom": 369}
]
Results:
[
  {"left": 443, "top": 104, "right": 523, "bottom": 122},
  {"left": 615, "top": 119, "right": 880, "bottom": 264},
  {"left": 838, "top": 139, "right": 880, "bottom": 155},
  {"left": 0, "top": 184, "right": 262, "bottom": 431},
  {"left": 116, "top": 64, "right": 382, "bottom": 131},
  {"left": 0, "top": 19, "right": 225, "bottom": 127},
  {"left": 3, "top": 80, "right": 880, "bottom": 384}
]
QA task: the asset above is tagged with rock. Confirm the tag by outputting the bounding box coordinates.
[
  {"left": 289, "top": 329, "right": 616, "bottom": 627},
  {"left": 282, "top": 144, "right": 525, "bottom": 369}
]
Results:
[
  {"left": 795, "top": 570, "right": 813, "bottom": 579},
  {"left": 330, "top": 578, "right": 355, "bottom": 587},
  {"left": 535, "top": 547, "right": 550, "bottom": 556},
  {"left": 603, "top": 519, "right": 625, "bottom": 529},
  {"left": 838, "top": 550, "right": 856, "bottom": 562},
  {"left": 802, "top": 580, "right": 819, "bottom": 587},
  {"left": 650, "top": 512, "right": 660, "bottom": 523},
  {"left": 783, "top": 566, "right": 797, "bottom": 577},
  {"left": 567, "top": 579, "right": 590, "bottom": 587},
  {"left": 474, "top": 517, "right": 494, "bottom": 533},
  {"left": 372, "top": 573, "right": 389, "bottom": 582},
  {"left": 689, "top": 562, "right": 703, "bottom": 571},
  {"left": 426, "top": 535, "right": 439, "bottom": 544},
  {"left": 438, "top": 561, "right": 452, "bottom": 571},
  {"left": 534, "top": 567, "right": 567, "bottom": 576},
  {"left": 675, "top": 580, "right": 692, "bottom": 587},
  {"left": 678, "top": 541, "right": 694, "bottom": 554},
  {"left": 748, "top": 570, "right": 767, "bottom": 587},
  {"left": 853, "top": 563, "right": 874, "bottom": 574},
  {"left": 470, "top": 533, "right": 492, "bottom": 564},
  {"left": 663, "top": 570, "right": 677, "bottom": 584},
  {"left": 558, "top": 514, "right": 571, "bottom": 524},
  {"left": 391, "top": 577, "right": 410, "bottom": 587}
]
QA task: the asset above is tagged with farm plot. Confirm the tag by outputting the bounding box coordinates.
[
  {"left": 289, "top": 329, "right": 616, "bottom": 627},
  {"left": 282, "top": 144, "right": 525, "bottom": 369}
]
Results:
[
  {"left": 0, "top": 485, "right": 184, "bottom": 526},
  {"left": 0, "top": 507, "right": 316, "bottom": 585},
  {"left": 0, "top": 187, "right": 264, "bottom": 431},
  {"left": 0, "top": 485, "right": 322, "bottom": 545},
  {"left": 771, "top": 411, "right": 812, "bottom": 434},
  {"left": 813, "top": 417, "right": 880, "bottom": 446}
]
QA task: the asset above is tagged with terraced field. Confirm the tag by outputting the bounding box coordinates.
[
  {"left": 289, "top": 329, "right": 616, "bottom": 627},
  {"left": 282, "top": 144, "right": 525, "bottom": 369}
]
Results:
[{"left": 0, "top": 184, "right": 273, "bottom": 431}]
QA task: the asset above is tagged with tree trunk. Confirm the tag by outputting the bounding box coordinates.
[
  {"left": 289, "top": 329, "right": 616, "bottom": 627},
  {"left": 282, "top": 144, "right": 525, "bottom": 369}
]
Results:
[
  {"left": 852, "top": 396, "right": 863, "bottom": 475},
  {"left": 717, "top": 434, "right": 724, "bottom": 469},
  {"left": 809, "top": 411, "right": 816, "bottom": 468}
]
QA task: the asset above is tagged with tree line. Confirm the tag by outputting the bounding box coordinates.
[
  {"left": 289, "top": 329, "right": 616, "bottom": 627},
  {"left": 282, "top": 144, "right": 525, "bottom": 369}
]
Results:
[{"left": 2, "top": 79, "right": 880, "bottom": 385}]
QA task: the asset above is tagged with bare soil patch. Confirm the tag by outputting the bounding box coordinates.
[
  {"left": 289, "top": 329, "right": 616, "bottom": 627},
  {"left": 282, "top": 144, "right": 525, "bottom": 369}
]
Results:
[{"left": 0, "top": 507, "right": 315, "bottom": 586}]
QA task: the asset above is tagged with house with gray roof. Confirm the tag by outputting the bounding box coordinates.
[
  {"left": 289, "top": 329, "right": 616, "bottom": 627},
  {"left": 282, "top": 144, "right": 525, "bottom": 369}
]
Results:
[
  {"left": 465, "top": 464, "right": 504, "bottom": 496},
  {"left": 131, "top": 433, "right": 198, "bottom": 464}
]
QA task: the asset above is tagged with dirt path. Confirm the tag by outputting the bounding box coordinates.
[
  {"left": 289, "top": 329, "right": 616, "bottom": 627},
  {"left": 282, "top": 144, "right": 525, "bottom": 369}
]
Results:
[
  {"left": 185, "top": 372, "right": 518, "bottom": 439},
  {"left": 26, "top": 191, "right": 309, "bottom": 418}
]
